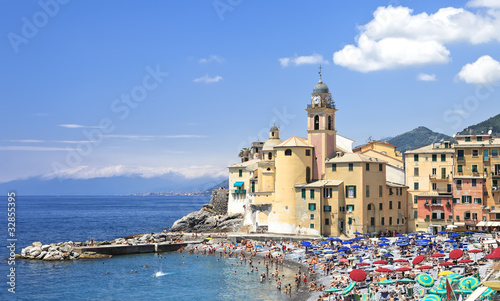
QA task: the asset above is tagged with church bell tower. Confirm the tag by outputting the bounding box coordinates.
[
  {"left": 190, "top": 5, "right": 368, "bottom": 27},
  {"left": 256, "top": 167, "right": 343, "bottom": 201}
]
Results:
[{"left": 306, "top": 66, "right": 337, "bottom": 180}]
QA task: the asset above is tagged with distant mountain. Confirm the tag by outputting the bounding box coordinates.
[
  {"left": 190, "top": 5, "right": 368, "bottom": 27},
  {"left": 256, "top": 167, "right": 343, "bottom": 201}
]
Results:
[
  {"left": 459, "top": 113, "right": 500, "bottom": 136},
  {"left": 0, "top": 174, "right": 226, "bottom": 196},
  {"left": 385, "top": 126, "right": 451, "bottom": 154}
]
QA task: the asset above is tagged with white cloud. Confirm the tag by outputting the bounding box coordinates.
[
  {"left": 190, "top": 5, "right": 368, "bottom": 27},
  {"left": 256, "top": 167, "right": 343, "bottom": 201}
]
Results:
[
  {"left": 59, "top": 124, "right": 100, "bottom": 129},
  {"left": 193, "top": 74, "right": 223, "bottom": 83},
  {"left": 334, "top": 5, "right": 500, "bottom": 72},
  {"left": 42, "top": 165, "right": 227, "bottom": 180},
  {"left": 279, "top": 53, "right": 329, "bottom": 67},
  {"left": 467, "top": 0, "right": 500, "bottom": 8},
  {"left": 199, "top": 55, "right": 225, "bottom": 63},
  {"left": 417, "top": 73, "right": 437, "bottom": 81},
  {"left": 457, "top": 55, "right": 500, "bottom": 84}
]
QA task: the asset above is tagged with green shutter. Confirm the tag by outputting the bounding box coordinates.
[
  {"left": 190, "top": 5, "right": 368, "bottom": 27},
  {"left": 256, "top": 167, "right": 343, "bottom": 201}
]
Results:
[
  {"left": 310, "top": 189, "right": 314, "bottom": 199},
  {"left": 414, "top": 211, "right": 417, "bottom": 218},
  {"left": 348, "top": 217, "right": 352, "bottom": 225},
  {"left": 353, "top": 186, "right": 356, "bottom": 198},
  {"left": 301, "top": 189, "right": 306, "bottom": 199},
  {"left": 414, "top": 195, "right": 418, "bottom": 204}
]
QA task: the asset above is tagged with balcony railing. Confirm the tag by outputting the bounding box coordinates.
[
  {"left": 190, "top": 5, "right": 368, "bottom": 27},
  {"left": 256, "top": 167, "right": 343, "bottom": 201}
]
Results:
[
  {"left": 457, "top": 156, "right": 465, "bottom": 161},
  {"left": 429, "top": 175, "right": 450, "bottom": 180}
]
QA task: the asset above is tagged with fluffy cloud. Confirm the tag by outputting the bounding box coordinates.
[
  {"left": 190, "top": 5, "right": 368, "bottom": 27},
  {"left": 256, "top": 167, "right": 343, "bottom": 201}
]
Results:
[
  {"left": 42, "top": 165, "right": 227, "bottom": 180},
  {"left": 467, "top": 0, "right": 500, "bottom": 8},
  {"left": 417, "top": 73, "right": 437, "bottom": 81},
  {"left": 199, "top": 55, "right": 225, "bottom": 63},
  {"left": 193, "top": 74, "right": 223, "bottom": 83},
  {"left": 334, "top": 5, "right": 500, "bottom": 72},
  {"left": 279, "top": 53, "right": 329, "bottom": 67},
  {"left": 457, "top": 55, "right": 500, "bottom": 84}
]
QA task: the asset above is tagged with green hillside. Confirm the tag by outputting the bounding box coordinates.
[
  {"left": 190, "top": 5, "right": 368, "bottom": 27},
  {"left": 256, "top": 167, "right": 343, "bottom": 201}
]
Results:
[
  {"left": 385, "top": 126, "right": 451, "bottom": 154},
  {"left": 459, "top": 113, "right": 500, "bottom": 136}
]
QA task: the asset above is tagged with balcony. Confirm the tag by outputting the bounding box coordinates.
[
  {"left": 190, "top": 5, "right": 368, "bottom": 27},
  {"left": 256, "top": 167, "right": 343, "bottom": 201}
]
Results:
[
  {"left": 424, "top": 218, "right": 453, "bottom": 223},
  {"left": 429, "top": 175, "right": 450, "bottom": 181},
  {"left": 457, "top": 156, "right": 465, "bottom": 161}
]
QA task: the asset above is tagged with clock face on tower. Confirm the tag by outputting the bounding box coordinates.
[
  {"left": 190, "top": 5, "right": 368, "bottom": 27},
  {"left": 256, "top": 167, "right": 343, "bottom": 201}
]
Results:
[{"left": 313, "top": 95, "right": 321, "bottom": 105}]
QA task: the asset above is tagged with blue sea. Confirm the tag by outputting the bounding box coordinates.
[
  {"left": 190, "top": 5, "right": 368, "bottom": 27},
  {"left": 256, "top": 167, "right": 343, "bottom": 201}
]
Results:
[{"left": 1, "top": 196, "right": 302, "bottom": 300}]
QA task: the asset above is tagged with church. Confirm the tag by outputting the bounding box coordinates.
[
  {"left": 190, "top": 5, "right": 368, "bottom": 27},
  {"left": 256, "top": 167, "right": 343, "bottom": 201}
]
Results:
[{"left": 227, "top": 71, "right": 408, "bottom": 237}]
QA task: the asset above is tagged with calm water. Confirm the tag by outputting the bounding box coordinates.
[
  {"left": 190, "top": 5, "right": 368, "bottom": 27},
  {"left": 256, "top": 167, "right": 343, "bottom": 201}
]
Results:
[{"left": 1, "top": 196, "right": 300, "bottom": 300}]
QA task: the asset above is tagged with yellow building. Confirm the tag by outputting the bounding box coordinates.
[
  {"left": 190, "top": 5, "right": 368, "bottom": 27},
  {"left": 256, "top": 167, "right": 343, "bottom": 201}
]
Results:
[
  {"left": 353, "top": 141, "right": 404, "bottom": 169},
  {"left": 227, "top": 73, "right": 407, "bottom": 237}
]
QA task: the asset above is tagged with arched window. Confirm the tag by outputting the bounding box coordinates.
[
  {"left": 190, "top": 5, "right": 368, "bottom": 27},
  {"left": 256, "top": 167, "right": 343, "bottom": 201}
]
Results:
[
  {"left": 314, "top": 115, "right": 319, "bottom": 130},
  {"left": 367, "top": 204, "right": 371, "bottom": 210},
  {"left": 268, "top": 152, "right": 272, "bottom": 160},
  {"left": 328, "top": 116, "right": 332, "bottom": 130},
  {"left": 285, "top": 149, "right": 292, "bottom": 156},
  {"left": 306, "top": 167, "right": 311, "bottom": 183}
]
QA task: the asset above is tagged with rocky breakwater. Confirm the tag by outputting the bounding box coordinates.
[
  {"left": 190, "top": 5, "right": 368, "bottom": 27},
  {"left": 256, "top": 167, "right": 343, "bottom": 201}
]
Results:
[
  {"left": 170, "top": 204, "right": 243, "bottom": 233},
  {"left": 18, "top": 241, "right": 111, "bottom": 261}
]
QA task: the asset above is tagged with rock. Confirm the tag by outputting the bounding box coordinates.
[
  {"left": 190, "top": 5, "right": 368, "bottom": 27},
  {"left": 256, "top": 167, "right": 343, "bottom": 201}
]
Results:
[
  {"left": 43, "top": 251, "right": 61, "bottom": 261},
  {"left": 32, "top": 242, "right": 42, "bottom": 248},
  {"left": 21, "top": 246, "right": 32, "bottom": 257},
  {"left": 29, "top": 247, "right": 42, "bottom": 257},
  {"left": 37, "top": 251, "right": 47, "bottom": 259},
  {"left": 127, "top": 239, "right": 135, "bottom": 245},
  {"left": 170, "top": 205, "right": 243, "bottom": 233},
  {"left": 99, "top": 241, "right": 111, "bottom": 246},
  {"left": 48, "top": 246, "right": 58, "bottom": 253},
  {"left": 72, "top": 252, "right": 80, "bottom": 258},
  {"left": 41, "top": 245, "right": 50, "bottom": 252},
  {"left": 60, "top": 245, "right": 70, "bottom": 253}
]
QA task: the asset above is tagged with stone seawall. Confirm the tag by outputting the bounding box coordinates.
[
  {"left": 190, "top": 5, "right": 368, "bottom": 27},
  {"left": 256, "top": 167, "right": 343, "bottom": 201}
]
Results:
[{"left": 210, "top": 189, "right": 229, "bottom": 215}]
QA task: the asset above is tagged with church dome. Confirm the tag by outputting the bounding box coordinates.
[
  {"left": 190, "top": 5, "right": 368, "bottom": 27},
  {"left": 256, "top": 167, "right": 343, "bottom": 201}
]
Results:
[
  {"left": 270, "top": 125, "right": 279, "bottom": 131},
  {"left": 262, "top": 137, "right": 282, "bottom": 151},
  {"left": 313, "top": 79, "right": 329, "bottom": 94}
]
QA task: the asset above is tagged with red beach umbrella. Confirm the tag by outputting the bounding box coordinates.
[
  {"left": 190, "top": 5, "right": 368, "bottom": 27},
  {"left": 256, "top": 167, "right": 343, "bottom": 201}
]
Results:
[
  {"left": 350, "top": 269, "right": 367, "bottom": 282},
  {"left": 458, "top": 259, "right": 473, "bottom": 264},
  {"left": 417, "top": 265, "right": 433, "bottom": 270},
  {"left": 375, "top": 267, "right": 393, "bottom": 273},
  {"left": 468, "top": 249, "right": 482, "bottom": 254},
  {"left": 357, "top": 262, "right": 370, "bottom": 266},
  {"left": 412, "top": 255, "right": 425, "bottom": 265},
  {"left": 449, "top": 249, "right": 464, "bottom": 260},
  {"left": 396, "top": 267, "right": 412, "bottom": 272},
  {"left": 439, "top": 262, "right": 455, "bottom": 266},
  {"left": 373, "top": 260, "right": 388, "bottom": 265},
  {"left": 486, "top": 248, "right": 500, "bottom": 259},
  {"left": 394, "top": 259, "right": 408, "bottom": 263},
  {"left": 339, "top": 258, "right": 349, "bottom": 263},
  {"left": 431, "top": 253, "right": 445, "bottom": 257}
]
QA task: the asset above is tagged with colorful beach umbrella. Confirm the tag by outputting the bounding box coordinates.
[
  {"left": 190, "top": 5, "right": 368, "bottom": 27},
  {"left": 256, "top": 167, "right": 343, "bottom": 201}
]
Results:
[
  {"left": 373, "top": 260, "right": 388, "bottom": 264},
  {"left": 342, "top": 283, "right": 355, "bottom": 295},
  {"left": 396, "top": 267, "right": 412, "bottom": 272},
  {"left": 416, "top": 265, "right": 433, "bottom": 270},
  {"left": 439, "top": 262, "right": 455, "bottom": 266},
  {"left": 412, "top": 255, "right": 425, "bottom": 265},
  {"left": 468, "top": 249, "right": 482, "bottom": 253},
  {"left": 375, "top": 267, "right": 393, "bottom": 273},
  {"left": 416, "top": 273, "right": 435, "bottom": 287},
  {"left": 349, "top": 269, "right": 367, "bottom": 282},
  {"left": 325, "top": 287, "right": 342, "bottom": 293},
  {"left": 454, "top": 289, "right": 473, "bottom": 294},
  {"left": 482, "top": 287, "right": 494, "bottom": 297},
  {"left": 429, "top": 288, "right": 447, "bottom": 295},
  {"left": 397, "top": 278, "right": 416, "bottom": 283},
  {"left": 378, "top": 280, "right": 396, "bottom": 285},
  {"left": 459, "top": 277, "right": 479, "bottom": 290},
  {"left": 394, "top": 259, "right": 408, "bottom": 263},
  {"left": 431, "top": 253, "right": 445, "bottom": 257},
  {"left": 357, "top": 262, "right": 370, "bottom": 266},
  {"left": 438, "top": 271, "right": 455, "bottom": 276},
  {"left": 421, "top": 295, "right": 441, "bottom": 301},
  {"left": 458, "top": 259, "right": 473, "bottom": 264},
  {"left": 449, "top": 249, "right": 464, "bottom": 260}
]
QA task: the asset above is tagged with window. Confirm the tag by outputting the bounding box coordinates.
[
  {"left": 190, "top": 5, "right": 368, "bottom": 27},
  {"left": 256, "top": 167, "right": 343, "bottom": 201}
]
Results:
[
  {"left": 473, "top": 150, "right": 479, "bottom": 157},
  {"left": 389, "top": 217, "right": 392, "bottom": 225},
  {"left": 324, "top": 188, "right": 332, "bottom": 198},
  {"left": 447, "top": 184, "right": 452, "bottom": 193},
  {"left": 332, "top": 164, "right": 336, "bottom": 172},
  {"left": 397, "top": 218, "right": 400, "bottom": 224},
  {"left": 465, "top": 137, "right": 471, "bottom": 142},
  {"left": 305, "top": 149, "right": 311, "bottom": 156},
  {"left": 349, "top": 163, "right": 353, "bottom": 171},
  {"left": 347, "top": 205, "right": 354, "bottom": 212},
  {"left": 370, "top": 217, "right": 375, "bottom": 226},
  {"left": 414, "top": 210, "right": 418, "bottom": 218},
  {"left": 346, "top": 186, "right": 356, "bottom": 198},
  {"left": 477, "top": 136, "right": 483, "bottom": 142},
  {"left": 441, "top": 154, "right": 446, "bottom": 162},
  {"left": 414, "top": 168, "right": 419, "bottom": 176},
  {"left": 285, "top": 149, "right": 292, "bottom": 156},
  {"left": 381, "top": 217, "right": 385, "bottom": 225},
  {"left": 389, "top": 188, "right": 393, "bottom": 195},
  {"left": 366, "top": 163, "right": 370, "bottom": 171},
  {"left": 493, "top": 149, "right": 498, "bottom": 157},
  {"left": 389, "top": 201, "right": 393, "bottom": 209},
  {"left": 306, "top": 167, "right": 311, "bottom": 183},
  {"left": 310, "top": 214, "right": 314, "bottom": 220},
  {"left": 496, "top": 213, "right": 500, "bottom": 220},
  {"left": 474, "top": 198, "right": 481, "bottom": 204},
  {"left": 456, "top": 215, "right": 460, "bottom": 221},
  {"left": 464, "top": 211, "right": 471, "bottom": 220},
  {"left": 453, "top": 198, "right": 460, "bottom": 204},
  {"left": 323, "top": 205, "right": 332, "bottom": 212},
  {"left": 472, "top": 179, "right": 477, "bottom": 187},
  {"left": 457, "top": 179, "right": 462, "bottom": 186},
  {"left": 432, "top": 168, "right": 436, "bottom": 176},
  {"left": 432, "top": 154, "right": 437, "bottom": 162},
  {"left": 414, "top": 154, "right": 419, "bottom": 161},
  {"left": 462, "top": 195, "right": 472, "bottom": 203},
  {"left": 398, "top": 201, "right": 401, "bottom": 209},
  {"left": 301, "top": 189, "right": 306, "bottom": 199},
  {"left": 457, "top": 165, "right": 463, "bottom": 173},
  {"left": 379, "top": 164, "right": 383, "bottom": 171},
  {"left": 367, "top": 204, "right": 372, "bottom": 210},
  {"left": 239, "top": 169, "right": 242, "bottom": 177},
  {"left": 251, "top": 181, "right": 255, "bottom": 193},
  {"left": 441, "top": 168, "right": 446, "bottom": 179},
  {"left": 310, "top": 189, "right": 315, "bottom": 199},
  {"left": 314, "top": 115, "right": 319, "bottom": 130},
  {"left": 484, "top": 149, "right": 489, "bottom": 161},
  {"left": 348, "top": 217, "right": 352, "bottom": 225},
  {"left": 379, "top": 203, "right": 383, "bottom": 210},
  {"left": 366, "top": 185, "right": 370, "bottom": 197},
  {"left": 325, "top": 218, "right": 329, "bottom": 225},
  {"left": 432, "top": 183, "right": 437, "bottom": 191},
  {"left": 310, "top": 224, "right": 314, "bottom": 229},
  {"left": 308, "top": 203, "right": 316, "bottom": 210},
  {"left": 328, "top": 116, "right": 332, "bottom": 130},
  {"left": 494, "top": 179, "right": 498, "bottom": 188},
  {"left": 414, "top": 195, "right": 418, "bottom": 204},
  {"left": 414, "top": 182, "right": 419, "bottom": 190},
  {"left": 379, "top": 185, "right": 383, "bottom": 197},
  {"left": 472, "top": 165, "right": 478, "bottom": 172}
]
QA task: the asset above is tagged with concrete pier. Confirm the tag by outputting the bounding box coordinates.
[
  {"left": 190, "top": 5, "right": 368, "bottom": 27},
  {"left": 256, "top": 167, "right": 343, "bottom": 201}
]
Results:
[{"left": 74, "top": 241, "right": 203, "bottom": 256}]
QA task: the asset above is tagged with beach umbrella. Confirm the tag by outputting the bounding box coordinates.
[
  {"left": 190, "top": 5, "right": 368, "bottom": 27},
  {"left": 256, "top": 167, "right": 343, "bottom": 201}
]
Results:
[
  {"left": 398, "top": 278, "right": 416, "bottom": 283},
  {"left": 397, "top": 243, "right": 409, "bottom": 247},
  {"left": 449, "top": 249, "right": 464, "bottom": 260},
  {"left": 458, "top": 259, "right": 473, "bottom": 264},
  {"left": 439, "top": 262, "right": 455, "bottom": 266},
  {"left": 378, "top": 280, "right": 396, "bottom": 285},
  {"left": 354, "top": 232, "right": 362, "bottom": 235},
  {"left": 351, "top": 245, "right": 360, "bottom": 249},
  {"left": 482, "top": 287, "right": 494, "bottom": 297},
  {"left": 357, "top": 262, "right": 370, "bottom": 266},
  {"left": 349, "top": 269, "right": 367, "bottom": 282},
  {"left": 319, "top": 241, "right": 329, "bottom": 245},
  {"left": 429, "top": 288, "right": 447, "bottom": 295},
  {"left": 339, "top": 258, "right": 349, "bottom": 263},
  {"left": 348, "top": 256, "right": 357, "bottom": 260},
  {"left": 255, "top": 244, "right": 262, "bottom": 247},
  {"left": 421, "top": 295, "right": 441, "bottom": 301},
  {"left": 447, "top": 274, "right": 464, "bottom": 281},
  {"left": 438, "top": 271, "right": 455, "bottom": 276},
  {"left": 382, "top": 253, "right": 393, "bottom": 257},
  {"left": 416, "top": 273, "right": 435, "bottom": 287},
  {"left": 417, "top": 230, "right": 426, "bottom": 233},
  {"left": 332, "top": 238, "right": 342, "bottom": 242},
  {"left": 396, "top": 234, "right": 406, "bottom": 238},
  {"left": 454, "top": 289, "right": 473, "bottom": 295},
  {"left": 417, "top": 265, "right": 433, "bottom": 270},
  {"left": 396, "top": 267, "right": 412, "bottom": 272},
  {"left": 342, "top": 241, "right": 351, "bottom": 245},
  {"left": 450, "top": 234, "right": 460, "bottom": 238},
  {"left": 431, "top": 253, "right": 445, "bottom": 257},
  {"left": 477, "top": 230, "right": 487, "bottom": 233},
  {"left": 375, "top": 267, "right": 393, "bottom": 273},
  {"left": 465, "top": 231, "right": 474, "bottom": 234},
  {"left": 324, "top": 250, "right": 334, "bottom": 254},
  {"left": 438, "top": 231, "right": 447, "bottom": 234},
  {"left": 428, "top": 235, "right": 437, "bottom": 238},
  {"left": 379, "top": 243, "right": 389, "bottom": 246},
  {"left": 468, "top": 249, "right": 482, "bottom": 253},
  {"left": 412, "top": 255, "right": 425, "bottom": 265},
  {"left": 445, "top": 239, "right": 455, "bottom": 243},
  {"left": 326, "top": 237, "right": 335, "bottom": 241},
  {"left": 459, "top": 277, "right": 479, "bottom": 290},
  {"left": 325, "top": 287, "right": 342, "bottom": 293},
  {"left": 394, "top": 259, "right": 408, "bottom": 263},
  {"left": 379, "top": 237, "right": 389, "bottom": 241},
  {"left": 342, "top": 283, "right": 355, "bottom": 295},
  {"left": 486, "top": 248, "right": 500, "bottom": 259},
  {"left": 373, "top": 260, "right": 388, "bottom": 264}
]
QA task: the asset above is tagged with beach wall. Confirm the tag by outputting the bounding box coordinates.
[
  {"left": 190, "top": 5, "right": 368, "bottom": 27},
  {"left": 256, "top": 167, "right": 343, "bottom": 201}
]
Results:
[{"left": 210, "top": 189, "right": 229, "bottom": 215}]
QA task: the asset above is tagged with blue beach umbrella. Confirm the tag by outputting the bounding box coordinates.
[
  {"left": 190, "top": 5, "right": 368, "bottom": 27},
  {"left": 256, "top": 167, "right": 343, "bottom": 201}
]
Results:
[
  {"left": 477, "top": 230, "right": 487, "bottom": 233},
  {"left": 319, "top": 241, "right": 329, "bottom": 244},
  {"left": 342, "top": 241, "right": 351, "bottom": 245},
  {"left": 379, "top": 238, "right": 389, "bottom": 241},
  {"left": 382, "top": 253, "right": 393, "bottom": 257},
  {"left": 398, "top": 243, "right": 409, "bottom": 247},
  {"left": 450, "top": 234, "right": 460, "bottom": 238},
  {"left": 445, "top": 239, "right": 455, "bottom": 243},
  {"left": 302, "top": 241, "right": 311, "bottom": 245},
  {"left": 438, "top": 231, "right": 447, "bottom": 234},
  {"left": 407, "top": 233, "right": 416, "bottom": 236},
  {"left": 324, "top": 250, "right": 334, "bottom": 254},
  {"left": 428, "top": 235, "right": 437, "bottom": 238},
  {"left": 354, "top": 232, "right": 362, "bottom": 235},
  {"left": 396, "top": 234, "right": 405, "bottom": 238},
  {"left": 327, "top": 237, "right": 335, "bottom": 241},
  {"left": 351, "top": 245, "right": 360, "bottom": 249},
  {"left": 465, "top": 231, "right": 474, "bottom": 234},
  {"left": 379, "top": 243, "right": 389, "bottom": 246},
  {"left": 333, "top": 238, "right": 342, "bottom": 242}
]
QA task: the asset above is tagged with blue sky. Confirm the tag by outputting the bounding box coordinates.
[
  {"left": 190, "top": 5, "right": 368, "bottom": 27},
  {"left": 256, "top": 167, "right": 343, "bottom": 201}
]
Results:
[{"left": 1, "top": 0, "right": 500, "bottom": 184}]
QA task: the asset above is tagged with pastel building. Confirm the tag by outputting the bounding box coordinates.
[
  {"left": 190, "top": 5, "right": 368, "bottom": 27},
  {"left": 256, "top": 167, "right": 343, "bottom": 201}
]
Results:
[{"left": 227, "top": 74, "right": 408, "bottom": 237}]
